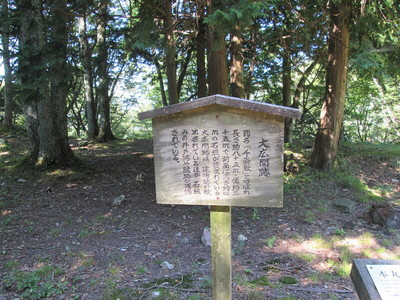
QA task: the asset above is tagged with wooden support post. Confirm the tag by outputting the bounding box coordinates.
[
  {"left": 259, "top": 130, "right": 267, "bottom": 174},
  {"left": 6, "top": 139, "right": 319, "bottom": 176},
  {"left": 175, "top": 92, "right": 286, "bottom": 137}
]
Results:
[{"left": 210, "top": 205, "right": 232, "bottom": 300}]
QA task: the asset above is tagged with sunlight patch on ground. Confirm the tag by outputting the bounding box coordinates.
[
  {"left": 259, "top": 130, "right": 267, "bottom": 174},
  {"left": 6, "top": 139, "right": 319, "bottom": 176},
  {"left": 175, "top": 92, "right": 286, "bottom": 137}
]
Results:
[{"left": 272, "top": 232, "right": 400, "bottom": 275}]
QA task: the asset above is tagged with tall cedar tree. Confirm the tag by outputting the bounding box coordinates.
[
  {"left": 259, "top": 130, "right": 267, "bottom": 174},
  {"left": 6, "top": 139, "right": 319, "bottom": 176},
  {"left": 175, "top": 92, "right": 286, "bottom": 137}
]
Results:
[
  {"left": 195, "top": 0, "right": 208, "bottom": 97},
  {"left": 1, "top": 0, "right": 13, "bottom": 128},
  {"left": 78, "top": 14, "right": 98, "bottom": 140},
  {"left": 18, "top": 0, "right": 76, "bottom": 167},
  {"left": 207, "top": 0, "right": 229, "bottom": 95},
  {"left": 163, "top": 0, "right": 179, "bottom": 104},
  {"left": 96, "top": 0, "right": 115, "bottom": 142},
  {"left": 309, "top": 0, "right": 350, "bottom": 169}
]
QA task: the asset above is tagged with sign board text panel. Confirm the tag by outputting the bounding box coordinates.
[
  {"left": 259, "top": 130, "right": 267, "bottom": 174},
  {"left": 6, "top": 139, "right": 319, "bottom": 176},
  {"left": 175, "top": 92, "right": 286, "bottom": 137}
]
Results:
[{"left": 153, "top": 105, "right": 284, "bottom": 207}]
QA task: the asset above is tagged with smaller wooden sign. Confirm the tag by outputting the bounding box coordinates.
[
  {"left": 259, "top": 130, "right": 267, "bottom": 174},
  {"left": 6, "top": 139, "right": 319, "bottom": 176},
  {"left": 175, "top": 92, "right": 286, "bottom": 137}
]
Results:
[{"left": 351, "top": 259, "right": 400, "bottom": 300}]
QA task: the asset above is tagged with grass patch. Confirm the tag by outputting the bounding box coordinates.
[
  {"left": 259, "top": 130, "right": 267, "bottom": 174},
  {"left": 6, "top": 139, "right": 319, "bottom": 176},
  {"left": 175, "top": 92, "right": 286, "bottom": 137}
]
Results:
[
  {"left": 102, "top": 276, "right": 139, "bottom": 300},
  {"left": 295, "top": 252, "right": 317, "bottom": 262},
  {"left": 278, "top": 276, "right": 298, "bottom": 284},
  {"left": 309, "top": 234, "right": 332, "bottom": 250},
  {"left": 308, "top": 271, "right": 335, "bottom": 283},
  {"left": 249, "top": 275, "right": 270, "bottom": 286},
  {"left": 142, "top": 274, "right": 194, "bottom": 289},
  {"left": 3, "top": 264, "right": 68, "bottom": 299},
  {"left": 303, "top": 210, "right": 316, "bottom": 224},
  {"left": 264, "top": 236, "right": 277, "bottom": 248}
]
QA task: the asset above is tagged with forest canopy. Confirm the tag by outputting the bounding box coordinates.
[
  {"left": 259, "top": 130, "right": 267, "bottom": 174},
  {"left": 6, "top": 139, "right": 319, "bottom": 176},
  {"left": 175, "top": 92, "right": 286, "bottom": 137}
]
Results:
[{"left": 0, "top": 0, "right": 399, "bottom": 168}]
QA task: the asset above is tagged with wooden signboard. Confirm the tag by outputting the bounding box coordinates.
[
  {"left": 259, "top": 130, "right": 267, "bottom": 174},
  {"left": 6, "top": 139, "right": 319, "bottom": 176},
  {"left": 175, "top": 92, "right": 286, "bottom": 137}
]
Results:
[
  {"left": 139, "top": 95, "right": 301, "bottom": 300},
  {"left": 138, "top": 95, "right": 301, "bottom": 207}
]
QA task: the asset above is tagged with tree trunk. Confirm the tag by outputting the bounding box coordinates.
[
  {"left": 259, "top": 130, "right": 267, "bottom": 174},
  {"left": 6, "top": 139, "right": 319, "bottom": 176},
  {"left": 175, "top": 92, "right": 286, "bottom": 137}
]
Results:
[
  {"left": 78, "top": 15, "right": 98, "bottom": 140},
  {"left": 96, "top": 0, "right": 115, "bottom": 142},
  {"left": 18, "top": 0, "right": 44, "bottom": 160},
  {"left": 154, "top": 58, "right": 168, "bottom": 107},
  {"left": 287, "top": 57, "right": 320, "bottom": 143},
  {"left": 195, "top": 2, "right": 207, "bottom": 98},
  {"left": 18, "top": 0, "right": 76, "bottom": 167},
  {"left": 282, "top": 49, "right": 292, "bottom": 143},
  {"left": 1, "top": 0, "right": 13, "bottom": 128},
  {"left": 207, "top": 0, "right": 229, "bottom": 96},
  {"left": 230, "top": 26, "right": 245, "bottom": 98},
  {"left": 43, "top": 0, "right": 75, "bottom": 166},
  {"left": 245, "top": 25, "right": 257, "bottom": 99},
  {"left": 177, "top": 48, "right": 193, "bottom": 97},
  {"left": 309, "top": 1, "right": 350, "bottom": 169},
  {"left": 164, "top": 0, "right": 179, "bottom": 105}
]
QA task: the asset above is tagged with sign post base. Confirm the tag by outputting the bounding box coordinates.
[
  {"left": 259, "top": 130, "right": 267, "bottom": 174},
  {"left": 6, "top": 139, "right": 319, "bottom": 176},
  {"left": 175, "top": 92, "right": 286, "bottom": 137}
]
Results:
[{"left": 210, "top": 206, "right": 232, "bottom": 300}]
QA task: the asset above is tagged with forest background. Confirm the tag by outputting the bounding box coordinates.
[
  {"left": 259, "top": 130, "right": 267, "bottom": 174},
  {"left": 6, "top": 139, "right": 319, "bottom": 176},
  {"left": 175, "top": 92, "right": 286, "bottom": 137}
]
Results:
[{"left": 0, "top": 0, "right": 399, "bottom": 170}]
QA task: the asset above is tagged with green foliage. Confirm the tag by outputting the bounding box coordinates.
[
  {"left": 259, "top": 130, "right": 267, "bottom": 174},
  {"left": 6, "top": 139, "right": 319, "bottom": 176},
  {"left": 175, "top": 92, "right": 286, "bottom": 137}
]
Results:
[
  {"left": 278, "top": 276, "right": 298, "bottom": 285},
  {"left": 205, "top": 0, "right": 270, "bottom": 30},
  {"left": 3, "top": 265, "right": 68, "bottom": 299},
  {"left": 102, "top": 276, "right": 139, "bottom": 300},
  {"left": 303, "top": 210, "right": 316, "bottom": 224},
  {"left": 249, "top": 275, "right": 270, "bottom": 286},
  {"left": 264, "top": 236, "right": 277, "bottom": 248}
]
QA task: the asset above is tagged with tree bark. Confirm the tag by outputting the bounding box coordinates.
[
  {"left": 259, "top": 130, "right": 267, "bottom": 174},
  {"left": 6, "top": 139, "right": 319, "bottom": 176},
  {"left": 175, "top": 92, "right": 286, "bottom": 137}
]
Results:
[
  {"left": 1, "top": 0, "right": 13, "bottom": 128},
  {"left": 18, "top": 0, "right": 44, "bottom": 160},
  {"left": 207, "top": 0, "right": 229, "bottom": 96},
  {"left": 44, "top": 0, "right": 75, "bottom": 166},
  {"left": 245, "top": 25, "right": 257, "bottom": 99},
  {"left": 282, "top": 49, "right": 292, "bottom": 143},
  {"left": 230, "top": 26, "right": 245, "bottom": 98},
  {"left": 18, "top": 0, "right": 76, "bottom": 167},
  {"left": 195, "top": 1, "right": 207, "bottom": 98},
  {"left": 78, "top": 15, "right": 98, "bottom": 140},
  {"left": 309, "top": 0, "right": 350, "bottom": 169},
  {"left": 164, "top": 0, "right": 179, "bottom": 105},
  {"left": 96, "top": 0, "right": 115, "bottom": 142},
  {"left": 154, "top": 58, "right": 168, "bottom": 107}
]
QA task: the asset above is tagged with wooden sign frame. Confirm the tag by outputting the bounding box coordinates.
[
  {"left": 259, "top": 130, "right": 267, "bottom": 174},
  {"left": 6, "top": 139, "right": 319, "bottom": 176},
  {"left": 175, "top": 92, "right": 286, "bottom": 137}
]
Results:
[
  {"left": 139, "top": 95, "right": 301, "bottom": 300},
  {"left": 139, "top": 95, "right": 301, "bottom": 208}
]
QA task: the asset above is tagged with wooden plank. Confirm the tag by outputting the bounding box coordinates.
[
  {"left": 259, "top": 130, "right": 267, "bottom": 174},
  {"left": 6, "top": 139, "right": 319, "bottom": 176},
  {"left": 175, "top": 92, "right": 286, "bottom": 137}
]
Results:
[
  {"left": 138, "top": 94, "right": 301, "bottom": 120},
  {"left": 351, "top": 259, "right": 400, "bottom": 300},
  {"left": 211, "top": 206, "right": 232, "bottom": 300},
  {"left": 152, "top": 105, "right": 284, "bottom": 207}
]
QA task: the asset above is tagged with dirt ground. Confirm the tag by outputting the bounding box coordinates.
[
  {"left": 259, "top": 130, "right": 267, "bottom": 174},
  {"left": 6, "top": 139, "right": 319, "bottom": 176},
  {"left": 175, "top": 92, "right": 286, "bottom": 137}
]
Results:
[{"left": 1, "top": 138, "right": 399, "bottom": 299}]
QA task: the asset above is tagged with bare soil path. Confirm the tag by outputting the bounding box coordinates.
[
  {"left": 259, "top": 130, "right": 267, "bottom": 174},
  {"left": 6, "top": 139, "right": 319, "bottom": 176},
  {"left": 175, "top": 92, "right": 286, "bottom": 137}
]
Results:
[{"left": 1, "top": 138, "right": 399, "bottom": 299}]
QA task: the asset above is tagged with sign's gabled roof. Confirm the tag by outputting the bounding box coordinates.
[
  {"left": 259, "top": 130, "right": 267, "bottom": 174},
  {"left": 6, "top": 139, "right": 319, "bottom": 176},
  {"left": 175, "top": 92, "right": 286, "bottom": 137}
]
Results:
[{"left": 138, "top": 94, "right": 302, "bottom": 120}]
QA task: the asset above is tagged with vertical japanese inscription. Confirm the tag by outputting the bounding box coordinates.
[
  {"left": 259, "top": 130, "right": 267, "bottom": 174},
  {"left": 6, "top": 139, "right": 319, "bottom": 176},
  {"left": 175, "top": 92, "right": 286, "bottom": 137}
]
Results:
[{"left": 170, "top": 128, "right": 276, "bottom": 199}]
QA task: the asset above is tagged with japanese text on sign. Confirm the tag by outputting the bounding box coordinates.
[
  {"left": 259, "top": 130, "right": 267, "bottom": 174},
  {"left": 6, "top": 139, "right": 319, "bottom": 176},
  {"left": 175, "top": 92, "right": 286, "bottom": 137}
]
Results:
[
  {"left": 367, "top": 265, "right": 400, "bottom": 299},
  {"left": 170, "top": 128, "right": 271, "bottom": 197}
]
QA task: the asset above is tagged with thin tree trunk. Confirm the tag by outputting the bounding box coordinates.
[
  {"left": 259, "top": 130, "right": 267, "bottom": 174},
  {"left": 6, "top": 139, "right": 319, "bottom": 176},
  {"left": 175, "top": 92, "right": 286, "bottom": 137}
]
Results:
[
  {"left": 207, "top": 0, "right": 229, "bottom": 96},
  {"left": 245, "top": 25, "right": 257, "bottom": 100},
  {"left": 282, "top": 49, "right": 292, "bottom": 142},
  {"left": 309, "top": 0, "right": 350, "bottom": 169},
  {"left": 96, "top": 0, "right": 115, "bottom": 142},
  {"left": 195, "top": 1, "right": 207, "bottom": 98},
  {"left": 1, "top": 0, "right": 13, "bottom": 128},
  {"left": 78, "top": 15, "right": 97, "bottom": 140},
  {"left": 154, "top": 58, "right": 168, "bottom": 107},
  {"left": 230, "top": 26, "right": 245, "bottom": 98},
  {"left": 164, "top": 0, "right": 179, "bottom": 104},
  {"left": 177, "top": 48, "right": 193, "bottom": 96},
  {"left": 286, "top": 57, "right": 320, "bottom": 143}
]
